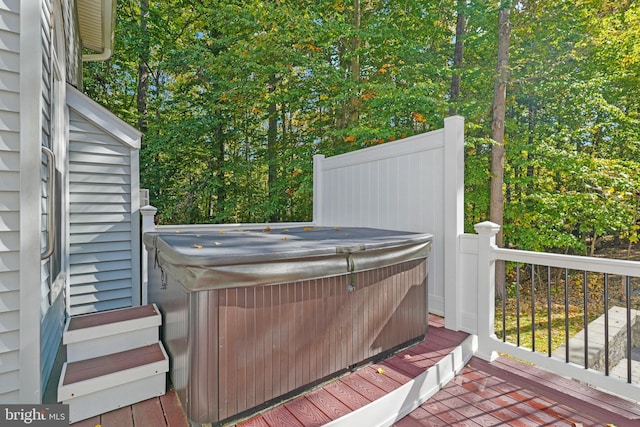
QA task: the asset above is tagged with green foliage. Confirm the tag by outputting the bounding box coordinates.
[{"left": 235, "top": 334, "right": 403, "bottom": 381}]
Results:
[{"left": 85, "top": 0, "right": 640, "bottom": 254}]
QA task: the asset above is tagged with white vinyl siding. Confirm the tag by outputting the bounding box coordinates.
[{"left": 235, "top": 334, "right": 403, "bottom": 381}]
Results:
[
  {"left": 0, "top": 0, "right": 21, "bottom": 403},
  {"left": 68, "top": 108, "right": 140, "bottom": 315}
]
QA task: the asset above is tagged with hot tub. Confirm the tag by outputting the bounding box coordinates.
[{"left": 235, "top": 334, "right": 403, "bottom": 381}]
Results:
[{"left": 144, "top": 226, "right": 432, "bottom": 425}]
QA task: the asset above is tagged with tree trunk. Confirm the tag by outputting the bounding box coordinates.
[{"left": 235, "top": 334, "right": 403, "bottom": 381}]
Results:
[
  {"left": 267, "top": 75, "right": 279, "bottom": 222},
  {"left": 137, "top": 0, "right": 150, "bottom": 132},
  {"left": 351, "top": 0, "right": 361, "bottom": 83},
  {"left": 348, "top": 0, "right": 361, "bottom": 125},
  {"left": 215, "top": 121, "right": 225, "bottom": 221},
  {"left": 449, "top": 0, "right": 465, "bottom": 116},
  {"left": 490, "top": 2, "right": 512, "bottom": 298},
  {"left": 490, "top": 4, "right": 512, "bottom": 248}
]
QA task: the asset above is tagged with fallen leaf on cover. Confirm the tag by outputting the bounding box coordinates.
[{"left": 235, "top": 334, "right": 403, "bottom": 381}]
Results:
[
  {"left": 303, "top": 227, "right": 314, "bottom": 231},
  {"left": 377, "top": 368, "right": 385, "bottom": 374},
  {"left": 219, "top": 231, "right": 226, "bottom": 234},
  {"left": 282, "top": 237, "right": 288, "bottom": 240},
  {"left": 214, "top": 242, "right": 222, "bottom": 246},
  {"left": 403, "top": 354, "right": 412, "bottom": 359},
  {"left": 606, "top": 424, "right": 617, "bottom": 427},
  {"left": 263, "top": 226, "right": 271, "bottom": 232},
  {"left": 193, "top": 244, "right": 203, "bottom": 249}
]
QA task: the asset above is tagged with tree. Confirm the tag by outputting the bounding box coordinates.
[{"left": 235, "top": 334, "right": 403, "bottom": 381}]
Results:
[
  {"left": 449, "top": 0, "right": 466, "bottom": 116},
  {"left": 490, "top": 0, "right": 512, "bottom": 248}
]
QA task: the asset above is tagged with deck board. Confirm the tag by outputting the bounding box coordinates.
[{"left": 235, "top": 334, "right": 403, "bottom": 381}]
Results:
[
  {"left": 69, "top": 315, "right": 640, "bottom": 427},
  {"left": 260, "top": 404, "right": 305, "bottom": 427},
  {"left": 283, "top": 396, "right": 333, "bottom": 426},
  {"left": 100, "top": 406, "right": 133, "bottom": 427},
  {"left": 132, "top": 396, "right": 167, "bottom": 427},
  {"left": 302, "top": 389, "right": 352, "bottom": 420},
  {"left": 323, "top": 380, "right": 371, "bottom": 411},
  {"left": 159, "top": 387, "right": 189, "bottom": 427}
]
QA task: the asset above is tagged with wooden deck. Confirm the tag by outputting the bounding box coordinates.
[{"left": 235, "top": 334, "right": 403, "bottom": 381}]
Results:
[
  {"left": 70, "top": 315, "right": 640, "bottom": 426},
  {"left": 69, "top": 386, "right": 188, "bottom": 427}
]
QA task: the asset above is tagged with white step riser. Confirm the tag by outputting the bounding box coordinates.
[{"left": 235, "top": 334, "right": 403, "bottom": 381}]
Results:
[
  {"left": 58, "top": 305, "right": 169, "bottom": 423},
  {"left": 58, "top": 356, "right": 169, "bottom": 400},
  {"left": 63, "top": 304, "right": 162, "bottom": 362},
  {"left": 63, "top": 373, "right": 166, "bottom": 423},
  {"left": 66, "top": 326, "right": 159, "bottom": 363}
]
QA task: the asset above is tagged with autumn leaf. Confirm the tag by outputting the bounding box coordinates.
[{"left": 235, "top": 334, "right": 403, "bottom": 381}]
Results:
[{"left": 412, "top": 112, "right": 426, "bottom": 123}]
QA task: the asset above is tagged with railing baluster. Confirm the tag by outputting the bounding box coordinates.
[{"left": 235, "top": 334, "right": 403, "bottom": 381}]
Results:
[
  {"left": 604, "top": 273, "right": 609, "bottom": 376},
  {"left": 483, "top": 232, "right": 640, "bottom": 402},
  {"left": 502, "top": 261, "right": 506, "bottom": 343},
  {"left": 547, "top": 266, "right": 552, "bottom": 357},
  {"left": 626, "top": 276, "right": 632, "bottom": 384},
  {"left": 516, "top": 262, "right": 521, "bottom": 347},
  {"left": 583, "top": 270, "right": 588, "bottom": 369},
  {"left": 531, "top": 264, "right": 536, "bottom": 352},
  {"left": 564, "top": 268, "right": 569, "bottom": 363}
]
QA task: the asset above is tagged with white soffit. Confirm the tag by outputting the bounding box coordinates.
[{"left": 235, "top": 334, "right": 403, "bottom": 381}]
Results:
[{"left": 77, "top": 0, "right": 116, "bottom": 61}]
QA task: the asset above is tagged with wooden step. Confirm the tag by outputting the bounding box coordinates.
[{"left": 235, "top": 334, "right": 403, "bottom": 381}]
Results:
[
  {"left": 64, "top": 304, "right": 162, "bottom": 362},
  {"left": 58, "top": 342, "right": 169, "bottom": 423}
]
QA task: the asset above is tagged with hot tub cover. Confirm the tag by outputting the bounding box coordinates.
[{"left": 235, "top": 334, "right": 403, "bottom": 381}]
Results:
[{"left": 144, "top": 226, "right": 432, "bottom": 291}]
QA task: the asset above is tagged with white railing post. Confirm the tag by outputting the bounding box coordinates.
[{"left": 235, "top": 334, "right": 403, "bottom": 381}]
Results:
[
  {"left": 443, "top": 115, "right": 465, "bottom": 331},
  {"left": 140, "top": 205, "right": 157, "bottom": 305},
  {"left": 474, "top": 221, "right": 500, "bottom": 361},
  {"left": 313, "top": 154, "right": 325, "bottom": 225}
]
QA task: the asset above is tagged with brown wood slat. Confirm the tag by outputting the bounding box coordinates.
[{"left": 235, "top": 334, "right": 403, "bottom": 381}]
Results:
[
  {"left": 495, "top": 356, "right": 640, "bottom": 418},
  {"left": 100, "top": 406, "right": 133, "bottom": 427},
  {"left": 132, "top": 396, "right": 167, "bottom": 427},
  {"left": 323, "top": 380, "right": 371, "bottom": 411},
  {"left": 284, "top": 396, "right": 333, "bottom": 426},
  {"left": 238, "top": 415, "right": 271, "bottom": 427},
  {"left": 159, "top": 388, "right": 189, "bottom": 427},
  {"left": 339, "top": 373, "right": 387, "bottom": 402},
  {"left": 470, "top": 357, "right": 640, "bottom": 425},
  {"left": 381, "top": 354, "right": 426, "bottom": 378},
  {"left": 369, "top": 362, "right": 413, "bottom": 385},
  {"left": 67, "top": 304, "right": 158, "bottom": 331},
  {"left": 395, "top": 357, "right": 633, "bottom": 427},
  {"left": 357, "top": 366, "right": 403, "bottom": 393},
  {"left": 261, "top": 405, "right": 305, "bottom": 427},
  {"left": 303, "top": 388, "right": 352, "bottom": 420},
  {"left": 69, "top": 415, "right": 100, "bottom": 427},
  {"left": 63, "top": 343, "right": 165, "bottom": 385}
]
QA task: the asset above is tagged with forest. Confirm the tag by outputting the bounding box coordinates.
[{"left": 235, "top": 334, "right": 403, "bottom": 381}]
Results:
[{"left": 83, "top": 0, "right": 640, "bottom": 257}]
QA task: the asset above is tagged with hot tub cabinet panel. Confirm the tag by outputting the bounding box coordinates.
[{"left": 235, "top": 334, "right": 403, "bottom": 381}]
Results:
[{"left": 145, "top": 227, "right": 431, "bottom": 424}]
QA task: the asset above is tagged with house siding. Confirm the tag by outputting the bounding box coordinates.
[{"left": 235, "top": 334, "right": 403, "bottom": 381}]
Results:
[
  {"left": 0, "top": 0, "right": 22, "bottom": 403},
  {"left": 68, "top": 109, "right": 140, "bottom": 315}
]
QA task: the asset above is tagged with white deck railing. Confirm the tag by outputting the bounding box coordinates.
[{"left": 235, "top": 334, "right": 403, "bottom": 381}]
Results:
[{"left": 472, "top": 221, "right": 640, "bottom": 402}]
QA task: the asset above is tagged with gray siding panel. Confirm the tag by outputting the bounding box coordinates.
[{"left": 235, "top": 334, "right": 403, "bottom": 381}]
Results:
[
  {"left": 39, "top": 0, "right": 63, "bottom": 400},
  {"left": 68, "top": 110, "right": 137, "bottom": 315},
  {"left": 40, "top": 293, "right": 64, "bottom": 391},
  {"left": 0, "top": 0, "right": 20, "bottom": 402}
]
